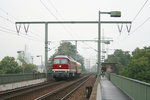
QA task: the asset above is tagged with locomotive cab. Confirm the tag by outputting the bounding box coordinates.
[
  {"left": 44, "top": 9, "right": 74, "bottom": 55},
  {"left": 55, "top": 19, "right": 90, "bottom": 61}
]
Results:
[
  {"left": 52, "top": 57, "right": 69, "bottom": 79},
  {"left": 52, "top": 55, "right": 82, "bottom": 80}
]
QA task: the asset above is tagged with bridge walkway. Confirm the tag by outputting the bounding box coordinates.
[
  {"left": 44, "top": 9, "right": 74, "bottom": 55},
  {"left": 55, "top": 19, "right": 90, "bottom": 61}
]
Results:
[{"left": 98, "top": 76, "right": 132, "bottom": 100}]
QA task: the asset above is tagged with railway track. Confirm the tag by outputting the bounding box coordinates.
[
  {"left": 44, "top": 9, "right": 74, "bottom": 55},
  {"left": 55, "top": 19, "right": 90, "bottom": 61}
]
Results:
[
  {"left": 35, "top": 74, "right": 95, "bottom": 100},
  {"left": 0, "top": 73, "right": 96, "bottom": 100},
  {"left": 0, "top": 80, "right": 64, "bottom": 100}
]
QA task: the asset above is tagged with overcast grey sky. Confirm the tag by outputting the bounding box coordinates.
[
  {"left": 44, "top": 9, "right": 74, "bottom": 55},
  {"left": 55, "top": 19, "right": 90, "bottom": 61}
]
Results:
[{"left": 0, "top": 0, "right": 150, "bottom": 65}]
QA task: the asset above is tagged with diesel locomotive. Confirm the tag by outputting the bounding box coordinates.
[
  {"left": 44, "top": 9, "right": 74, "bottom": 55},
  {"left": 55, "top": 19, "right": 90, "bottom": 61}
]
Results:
[{"left": 52, "top": 55, "right": 82, "bottom": 80}]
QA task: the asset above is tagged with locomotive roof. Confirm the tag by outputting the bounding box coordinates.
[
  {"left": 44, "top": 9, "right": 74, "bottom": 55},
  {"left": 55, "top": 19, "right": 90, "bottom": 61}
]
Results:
[
  {"left": 54, "top": 55, "right": 69, "bottom": 59},
  {"left": 54, "top": 55, "right": 74, "bottom": 60},
  {"left": 54, "top": 55, "right": 81, "bottom": 64}
]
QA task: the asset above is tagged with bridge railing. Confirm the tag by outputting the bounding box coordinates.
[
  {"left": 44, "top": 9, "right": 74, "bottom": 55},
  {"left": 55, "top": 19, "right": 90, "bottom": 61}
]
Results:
[
  {"left": 0, "top": 73, "right": 52, "bottom": 84},
  {"left": 105, "top": 73, "right": 150, "bottom": 100}
]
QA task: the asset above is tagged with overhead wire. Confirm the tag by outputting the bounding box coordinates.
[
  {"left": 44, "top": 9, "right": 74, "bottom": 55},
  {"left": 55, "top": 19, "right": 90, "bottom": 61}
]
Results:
[
  {"left": 0, "top": 8, "right": 44, "bottom": 43},
  {"left": 0, "top": 22, "right": 43, "bottom": 42},
  {"left": 49, "top": 43, "right": 60, "bottom": 51},
  {"left": 0, "top": 21, "right": 43, "bottom": 41},
  {"left": 40, "top": 0, "right": 58, "bottom": 20},
  {"left": 0, "top": 25, "right": 16, "bottom": 33},
  {"left": 0, "top": 7, "right": 18, "bottom": 21},
  {"left": 130, "top": 16, "right": 150, "bottom": 35},
  {"left": 130, "top": 0, "right": 149, "bottom": 34},
  {"left": 114, "top": 16, "right": 150, "bottom": 45},
  {"left": 48, "top": 0, "right": 81, "bottom": 39},
  {"left": 132, "top": 0, "right": 149, "bottom": 22},
  {"left": 0, "top": 28, "right": 35, "bottom": 41},
  {"left": 81, "top": 42, "right": 97, "bottom": 52},
  {"left": 124, "top": 0, "right": 150, "bottom": 37},
  {"left": 47, "top": 0, "right": 60, "bottom": 17},
  {"left": 114, "top": 0, "right": 150, "bottom": 43},
  {"left": 0, "top": 26, "right": 43, "bottom": 42},
  {"left": 0, "top": 15, "right": 14, "bottom": 24},
  {"left": 0, "top": 7, "right": 43, "bottom": 37},
  {"left": 40, "top": 0, "right": 77, "bottom": 39}
]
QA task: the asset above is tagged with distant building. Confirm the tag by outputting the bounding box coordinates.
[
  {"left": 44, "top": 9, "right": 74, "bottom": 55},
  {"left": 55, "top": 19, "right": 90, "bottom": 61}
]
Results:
[{"left": 101, "top": 62, "right": 116, "bottom": 73}]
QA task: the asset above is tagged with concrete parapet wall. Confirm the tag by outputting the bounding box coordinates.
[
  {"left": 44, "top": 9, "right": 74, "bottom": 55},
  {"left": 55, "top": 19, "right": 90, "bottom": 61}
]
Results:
[
  {"left": 0, "top": 73, "right": 47, "bottom": 84},
  {"left": 106, "top": 73, "right": 150, "bottom": 100},
  {"left": 0, "top": 78, "right": 46, "bottom": 92},
  {"left": 89, "top": 76, "right": 101, "bottom": 100}
]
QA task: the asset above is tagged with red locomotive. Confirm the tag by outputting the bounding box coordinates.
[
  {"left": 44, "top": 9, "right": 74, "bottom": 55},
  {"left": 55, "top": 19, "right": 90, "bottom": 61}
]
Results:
[{"left": 52, "top": 55, "right": 82, "bottom": 80}]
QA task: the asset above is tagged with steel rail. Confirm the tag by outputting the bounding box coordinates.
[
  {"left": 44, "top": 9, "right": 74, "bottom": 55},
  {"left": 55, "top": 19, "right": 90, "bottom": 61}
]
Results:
[
  {"left": 34, "top": 74, "right": 93, "bottom": 100},
  {"left": 61, "top": 75, "right": 93, "bottom": 100},
  {"left": 0, "top": 81, "right": 64, "bottom": 100},
  {"left": 0, "top": 81, "right": 48, "bottom": 95}
]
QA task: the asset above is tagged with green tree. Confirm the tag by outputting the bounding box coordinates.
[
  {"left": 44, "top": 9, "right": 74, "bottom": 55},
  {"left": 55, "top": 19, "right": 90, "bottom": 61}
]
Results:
[
  {"left": 76, "top": 54, "right": 86, "bottom": 73},
  {"left": 121, "top": 47, "right": 150, "bottom": 83},
  {"left": 104, "top": 49, "right": 131, "bottom": 74},
  {"left": 113, "top": 50, "right": 130, "bottom": 67},
  {"left": 57, "top": 42, "right": 77, "bottom": 58},
  {"left": 23, "top": 63, "right": 37, "bottom": 73},
  {"left": 0, "top": 56, "right": 22, "bottom": 74}
]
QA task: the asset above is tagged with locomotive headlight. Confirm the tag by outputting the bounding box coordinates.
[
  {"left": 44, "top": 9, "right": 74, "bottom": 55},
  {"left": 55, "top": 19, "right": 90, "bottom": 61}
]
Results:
[{"left": 59, "top": 65, "right": 62, "bottom": 68}]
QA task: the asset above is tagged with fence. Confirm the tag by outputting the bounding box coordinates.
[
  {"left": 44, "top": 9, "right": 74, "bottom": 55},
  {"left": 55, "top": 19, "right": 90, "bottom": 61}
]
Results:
[
  {"left": 106, "top": 73, "right": 150, "bottom": 100},
  {"left": 0, "top": 73, "right": 52, "bottom": 84}
]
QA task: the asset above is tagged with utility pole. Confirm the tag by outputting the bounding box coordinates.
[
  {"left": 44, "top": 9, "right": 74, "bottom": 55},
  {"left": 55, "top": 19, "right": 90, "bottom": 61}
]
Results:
[
  {"left": 31, "top": 56, "right": 34, "bottom": 64},
  {"left": 89, "top": 58, "right": 91, "bottom": 72},
  {"left": 85, "top": 59, "right": 90, "bottom": 72},
  {"left": 45, "top": 22, "right": 48, "bottom": 78},
  {"left": 75, "top": 40, "right": 77, "bottom": 60},
  {"left": 17, "top": 50, "right": 25, "bottom": 73}
]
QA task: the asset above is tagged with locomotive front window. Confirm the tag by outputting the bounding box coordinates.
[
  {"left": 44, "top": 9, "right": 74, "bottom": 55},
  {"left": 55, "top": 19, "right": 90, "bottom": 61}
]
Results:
[
  {"left": 54, "top": 59, "right": 60, "bottom": 64},
  {"left": 61, "top": 59, "right": 67, "bottom": 64}
]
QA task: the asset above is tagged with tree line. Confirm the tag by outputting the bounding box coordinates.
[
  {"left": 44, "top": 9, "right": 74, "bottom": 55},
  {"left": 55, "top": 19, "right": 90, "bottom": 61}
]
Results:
[
  {"left": 0, "top": 56, "right": 37, "bottom": 74},
  {"left": 0, "top": 42, "right": 86, "bottom": 74},
  {"left": 105, "top": 46, "right": 150, "bottom": 83}
]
